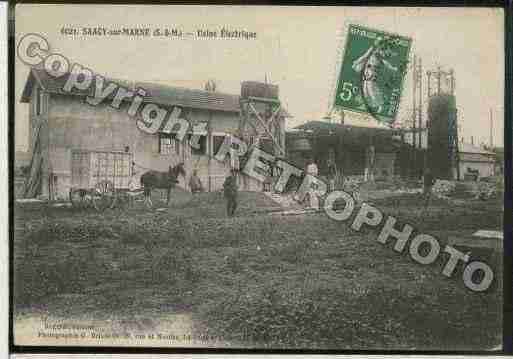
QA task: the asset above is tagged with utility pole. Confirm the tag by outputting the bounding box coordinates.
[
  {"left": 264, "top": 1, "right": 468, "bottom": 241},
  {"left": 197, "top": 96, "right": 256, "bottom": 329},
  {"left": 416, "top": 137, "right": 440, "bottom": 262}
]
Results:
[
  {"left": 437, "top": 66, "right": 442, "bottom": 94},
  {"left": 418, "top": 57, "right": 423, "bottom": 150},
  {"left": 427, "top": 71, "right": 432, "bottom": 98},
  {"left": 418, "top": 57, "right": 425, "bottom": 173},
  {"left": 412, "top": 55, "right": 417, "bottom": 149},
  {"left": 411, "top": 54, "right": 424, "bottom": 178},
  {"left": 489, "top": 107, "right": 494, "bottom": 149},
  {"left": 411, "top": 55, "right": 417, "bottom": 178}
]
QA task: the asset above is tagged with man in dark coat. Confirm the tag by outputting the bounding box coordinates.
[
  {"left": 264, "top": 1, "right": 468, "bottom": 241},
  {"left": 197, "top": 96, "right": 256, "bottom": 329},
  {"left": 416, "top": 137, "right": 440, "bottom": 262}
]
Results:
[
  {"left": 327, "top": 159, "right": 338, "bottom": 192},
  {"left": 223, "top": 168, "right": 239, "bottom": 216},
  {"left": 423, "top": 169, "right": 436, "bottom": 209}
]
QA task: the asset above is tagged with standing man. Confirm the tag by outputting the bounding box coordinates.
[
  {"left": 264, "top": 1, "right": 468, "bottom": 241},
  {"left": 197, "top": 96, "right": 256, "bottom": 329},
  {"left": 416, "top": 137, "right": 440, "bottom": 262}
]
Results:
[
  {"left": 305, "top": 158, "right": 320, "bottom": 210},
  {"left": 223, "top": 168, "right": 239, "bottom": 217},
  {"left": 422, "top": 169, "right": 435, "bottom": 211},
  {"left": 189, "top": 169, "right": 204, "bottom": 193},
  {"left": 327, "top": 159, "right": 338, "bottom": 192}
]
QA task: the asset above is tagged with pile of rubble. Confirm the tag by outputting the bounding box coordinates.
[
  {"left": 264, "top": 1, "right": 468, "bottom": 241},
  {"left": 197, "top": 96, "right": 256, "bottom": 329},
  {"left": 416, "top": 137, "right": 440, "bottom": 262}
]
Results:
[
  {"left": 432, "top": 180, "right": 457, "bottom": 200},
  {"left": 432, "top": 178, "right": 503, "bottom": 201}
]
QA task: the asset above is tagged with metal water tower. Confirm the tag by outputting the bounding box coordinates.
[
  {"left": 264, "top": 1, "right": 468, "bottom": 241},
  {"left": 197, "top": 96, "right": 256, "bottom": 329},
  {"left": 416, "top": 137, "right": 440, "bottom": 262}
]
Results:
[{"left": 426, "top": 67, "right": 460, "bottom": 180}]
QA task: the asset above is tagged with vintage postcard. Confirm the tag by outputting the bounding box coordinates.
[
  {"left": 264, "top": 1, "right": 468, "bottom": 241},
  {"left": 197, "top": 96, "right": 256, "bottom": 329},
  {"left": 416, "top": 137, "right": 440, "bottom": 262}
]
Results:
[{"left": 13, "top": 5, "right": 504, "bottom": 350}]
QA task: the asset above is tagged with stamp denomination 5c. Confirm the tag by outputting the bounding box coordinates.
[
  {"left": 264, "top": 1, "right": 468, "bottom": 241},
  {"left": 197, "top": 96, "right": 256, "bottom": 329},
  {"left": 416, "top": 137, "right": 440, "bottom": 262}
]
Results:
[{"left": 335, "top": 24, "right": 412, "bottom": 125}]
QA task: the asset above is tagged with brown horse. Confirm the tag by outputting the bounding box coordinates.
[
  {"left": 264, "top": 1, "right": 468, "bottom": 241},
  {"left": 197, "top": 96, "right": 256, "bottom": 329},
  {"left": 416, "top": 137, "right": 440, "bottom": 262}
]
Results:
[{"left": 140, "top": 162, "right": 186, "bottom": 207}]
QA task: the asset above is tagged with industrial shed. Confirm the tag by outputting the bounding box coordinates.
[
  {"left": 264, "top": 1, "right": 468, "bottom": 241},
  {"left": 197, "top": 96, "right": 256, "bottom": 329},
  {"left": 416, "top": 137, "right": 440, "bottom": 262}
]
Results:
[
  {"left": 457, "top": 143, "right": 496, "bottom": 179},
  {"left": 286, "top": 120, "right": 402, "bottom": 181},
  {"left": 20, "top": 67, "right": 287, "bottom": 200}
]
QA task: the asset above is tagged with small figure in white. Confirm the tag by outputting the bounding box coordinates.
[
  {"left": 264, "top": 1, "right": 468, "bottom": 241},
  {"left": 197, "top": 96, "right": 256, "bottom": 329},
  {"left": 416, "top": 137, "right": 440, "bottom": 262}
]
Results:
[
  {"left": 327, "top": 158, "right": 338, "bottom": 192},
  {"left": 352, "top": 36, "right": 398, "bottom": 114},
  {"left": 125, "top": 160, "right": 145, "bottom": 208},
  {"left": 305, "top": 158, "right": 320, "bottom": 210},
  {"left": 364, "top": 145, "right": 375, "bottom": 182}
]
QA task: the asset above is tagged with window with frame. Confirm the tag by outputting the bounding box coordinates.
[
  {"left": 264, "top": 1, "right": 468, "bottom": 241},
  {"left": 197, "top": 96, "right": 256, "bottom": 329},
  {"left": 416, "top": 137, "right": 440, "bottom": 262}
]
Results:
[
  {"left": 159, "top": 133, "right": 180, "bottom": 155},
  {"left": 213, "top": 135, "right": 226, "bottom": 157},
  {"left": 248, "top": 135, "right": 257, "bottom": 147},
  {"left": 190, "top": 134, "right": 207, "bottom": 155},
  {"left": 212, "top": 134, "right": 240, "bottom": 169}
]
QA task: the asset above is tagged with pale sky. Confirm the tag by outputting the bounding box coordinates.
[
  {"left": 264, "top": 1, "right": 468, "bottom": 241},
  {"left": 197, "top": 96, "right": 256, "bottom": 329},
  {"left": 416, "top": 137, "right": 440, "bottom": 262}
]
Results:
[{"left": 15, "top": 5, "right": 505, "bottom": 151}]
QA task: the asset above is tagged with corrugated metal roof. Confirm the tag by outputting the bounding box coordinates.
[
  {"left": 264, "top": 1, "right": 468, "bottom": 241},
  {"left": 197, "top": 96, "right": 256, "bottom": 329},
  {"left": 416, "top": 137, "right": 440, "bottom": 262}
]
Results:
[
  {"left": 287, "top": 120, "right": 399, "bottom": 153},
  {"left": 293, "top": 120, "right": 395, "bottom": 133},
  {"left": 21, "top": 67, "right": 241, "bottom": 113},
  {"left": 137, "top": 81, "right": 240, "bottom": 113}
]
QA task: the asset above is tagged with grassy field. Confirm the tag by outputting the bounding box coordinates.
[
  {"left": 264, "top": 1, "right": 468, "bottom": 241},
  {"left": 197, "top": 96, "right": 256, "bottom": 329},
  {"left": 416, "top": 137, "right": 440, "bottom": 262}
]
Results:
[{"left": 13, "top": 189, "right": 503, "bottom": 350}]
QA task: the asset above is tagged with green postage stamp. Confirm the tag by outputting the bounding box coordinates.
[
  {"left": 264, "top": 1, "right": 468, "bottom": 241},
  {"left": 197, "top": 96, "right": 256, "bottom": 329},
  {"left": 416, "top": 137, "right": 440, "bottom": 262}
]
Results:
[{"left": 334, "top": 24, "right": 412, "bottom": 125}]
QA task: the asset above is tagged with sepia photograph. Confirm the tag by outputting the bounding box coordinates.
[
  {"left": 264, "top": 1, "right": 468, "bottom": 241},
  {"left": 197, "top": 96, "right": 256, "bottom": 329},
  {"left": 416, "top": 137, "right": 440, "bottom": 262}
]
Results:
[{"left": 13, "top": 5, "right": 505, "bottom": 350}]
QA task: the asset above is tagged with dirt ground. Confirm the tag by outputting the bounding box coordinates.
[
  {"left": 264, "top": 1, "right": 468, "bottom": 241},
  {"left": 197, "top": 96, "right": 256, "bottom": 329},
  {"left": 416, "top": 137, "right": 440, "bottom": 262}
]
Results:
[{"left": 13, "top": 188, "right": 503, "bottom": 350}]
